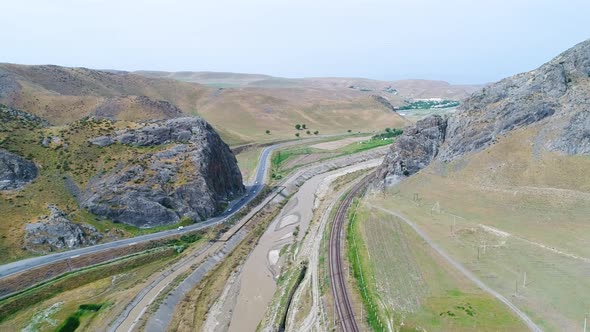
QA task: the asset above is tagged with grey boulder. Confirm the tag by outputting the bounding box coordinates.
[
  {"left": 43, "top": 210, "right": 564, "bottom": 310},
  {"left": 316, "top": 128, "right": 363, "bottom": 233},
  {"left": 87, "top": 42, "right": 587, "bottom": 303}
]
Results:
[
  {"left": 0, "top": 149, "right": 38, "bottom": 190},
  {"left": 24, "top": 205, "right": 103, "bottom": 253}
]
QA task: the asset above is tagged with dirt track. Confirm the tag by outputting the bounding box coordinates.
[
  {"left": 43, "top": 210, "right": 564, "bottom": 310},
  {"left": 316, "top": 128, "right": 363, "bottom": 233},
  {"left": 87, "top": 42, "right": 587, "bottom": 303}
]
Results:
[{"left": 366, "top": 203, "right": 543, "bottom": 332}]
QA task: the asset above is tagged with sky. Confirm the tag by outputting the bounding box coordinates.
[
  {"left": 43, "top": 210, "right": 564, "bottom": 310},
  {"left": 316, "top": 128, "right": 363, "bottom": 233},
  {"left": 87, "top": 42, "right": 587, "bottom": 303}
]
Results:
[{"left": 1, "top": 0, "right": 589, "bottom": 84}]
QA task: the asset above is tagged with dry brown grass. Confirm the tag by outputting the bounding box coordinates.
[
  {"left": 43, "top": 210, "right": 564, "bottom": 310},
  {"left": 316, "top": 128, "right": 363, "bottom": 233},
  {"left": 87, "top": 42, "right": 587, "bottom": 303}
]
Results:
[{"left": 1, "top": 63, "right": 408, "bottom": 145}]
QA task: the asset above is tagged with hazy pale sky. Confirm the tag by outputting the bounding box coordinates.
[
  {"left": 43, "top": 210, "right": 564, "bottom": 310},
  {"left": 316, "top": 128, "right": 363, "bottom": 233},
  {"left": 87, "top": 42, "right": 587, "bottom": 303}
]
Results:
[{"left": 1, "top": 0, "right": 589, "bottom": 83}]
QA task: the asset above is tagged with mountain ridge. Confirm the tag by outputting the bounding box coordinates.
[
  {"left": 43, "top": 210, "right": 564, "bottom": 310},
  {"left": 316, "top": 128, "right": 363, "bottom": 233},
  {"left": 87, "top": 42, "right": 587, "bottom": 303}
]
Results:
[
  {"left": 377, "top": 38, "right": 590, "bottom": 185},
  {"left": 0, "top": 63, "right": 409, "bottom": 143}
]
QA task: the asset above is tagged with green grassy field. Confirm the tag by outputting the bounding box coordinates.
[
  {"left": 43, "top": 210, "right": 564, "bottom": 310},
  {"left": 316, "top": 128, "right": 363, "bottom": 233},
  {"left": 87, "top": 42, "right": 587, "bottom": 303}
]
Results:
[
  {"left": 270, "top": 135, "right": 393, "bottom": 180},
  {"left": 367, "top": 184, "right": 590, "bottom": 332},
  {"left": 363, "top": 126, "right": 590, "bottom": 331},
  {"left": 350, "top": 200, "right": 529, "bottom": 331}
]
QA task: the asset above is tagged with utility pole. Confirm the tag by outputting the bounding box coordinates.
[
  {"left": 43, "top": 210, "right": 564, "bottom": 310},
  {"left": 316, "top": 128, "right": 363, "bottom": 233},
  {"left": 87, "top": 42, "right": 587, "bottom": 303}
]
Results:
[
  {"left": 523, "top": 271, "right": 527, "bottom": 288},
  {"left": 583, "top": 315, "right": 586, "bottom": 332}
]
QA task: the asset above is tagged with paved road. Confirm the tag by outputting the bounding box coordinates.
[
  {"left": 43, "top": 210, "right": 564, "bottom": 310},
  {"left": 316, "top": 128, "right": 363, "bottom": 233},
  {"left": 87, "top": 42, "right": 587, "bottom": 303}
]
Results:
[
  {"left": 0, "top": 134, "right": 341, "bottom": 281},
  {"left": 109, "top": 186, "right": 286, "bottom": 332},
  {"left": 367, "top": 203, "right": 543, "bottom": 332},
  {"left": 0, "top": 143, "right": 279, "bottom": 280}
]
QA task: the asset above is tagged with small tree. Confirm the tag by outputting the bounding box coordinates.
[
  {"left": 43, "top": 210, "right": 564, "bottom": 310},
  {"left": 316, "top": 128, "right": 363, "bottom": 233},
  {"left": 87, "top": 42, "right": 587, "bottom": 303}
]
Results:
[
  {"left": 347, "top": 129, "right": 352, "bottom": 133},
  {"left": 302, "top": 124, "right": 307, "bottom": 129},
  {"left": 266, "top": 129, "right": 271, "bottom": 134},
  {"left": 385, "top": 127, "right": 392, "bottom": 133},
  {"left": 313, "top": 130, "right": 319, "bottom": 135},
  {"left": 295, "top": 124, "right": 301, "bottom": 130},
  {"left": 306, "top": 130, "right": 311, "bottom": 135},
  {"left": 295, "top": 132, "right": 300, "bottom": 137}
]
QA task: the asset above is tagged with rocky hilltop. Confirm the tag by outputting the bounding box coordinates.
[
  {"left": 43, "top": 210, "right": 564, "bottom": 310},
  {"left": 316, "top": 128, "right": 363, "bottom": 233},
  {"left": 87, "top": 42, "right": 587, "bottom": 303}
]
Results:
[
  {"left": 82, "top": 117, "right": 244, "bottom": 227},
  {"left": 378, "top": 39, "right": 590, "bottom": 184}
]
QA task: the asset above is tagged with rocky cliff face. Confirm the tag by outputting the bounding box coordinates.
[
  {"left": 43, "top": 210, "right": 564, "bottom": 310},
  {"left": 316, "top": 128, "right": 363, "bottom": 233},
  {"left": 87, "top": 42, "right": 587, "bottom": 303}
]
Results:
[
  {"left": 0, "top": 150, "right": 38, "bottom": 190},
  {"left": 378, "top": 39, "right": 590, "bottom": 184},
  {"left": 82, "top": 117, "right": 244, "bottom": 227},
  {"left": 24, "top": 205, "right": 103, "bottom": 253},
  {"left": 441, "top": 38, "right": 590, "bottom": 160},
  {"left": 376, "top": 116, "right": 446, "bottom": 186}
]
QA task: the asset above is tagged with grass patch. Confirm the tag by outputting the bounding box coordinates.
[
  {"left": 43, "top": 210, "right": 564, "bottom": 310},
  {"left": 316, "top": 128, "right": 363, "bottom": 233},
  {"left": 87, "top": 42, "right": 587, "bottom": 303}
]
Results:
[
  {"left": 347, "top": 197, "right": 388, "bottom": 331},
  {"left": 0, "top": 248, "right": 175, "bottom": 322},
  {"left": 356, "top": 198, "right": 530, "bottom": 331},
  {"left": 55, "top": 303, "right": 103, "bottom": 332},
  {"left": 336, "top": 137, "right": 393, "bottom": 155},
  {"left": 274, "top": 263, "right": 308, "bottom": 331},
  {"left": 235, "top": 146, "right": 264, "bottom": 183},
  {"left": 269, "top": 134, "right": 394, "bottom": 180}
]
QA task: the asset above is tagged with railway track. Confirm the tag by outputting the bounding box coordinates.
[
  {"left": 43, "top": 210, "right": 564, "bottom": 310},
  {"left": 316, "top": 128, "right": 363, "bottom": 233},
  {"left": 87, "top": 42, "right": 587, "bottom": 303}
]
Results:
[{"left": 328, "top": 173, "right": 374, "bottom": 332}]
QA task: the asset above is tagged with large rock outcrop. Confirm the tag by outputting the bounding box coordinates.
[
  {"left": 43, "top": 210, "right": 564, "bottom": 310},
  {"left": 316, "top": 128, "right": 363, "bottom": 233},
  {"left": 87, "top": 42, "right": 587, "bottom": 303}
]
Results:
[
  {"left": 441, "top": 38, "right": 590, "bottom": 161},
  {"left": 378, "top": 39, "right": 590, "bottom": 184},
  {"left": 82, "top": 117, "right": 244, "bottom": 227},
  {"left": 376, "top": 116, "right": 447, "bottom": 186},
  {"left": 0, "top": 149, "right": 38, "bottom": 190},
  {"left": 24, "top": 205, "right": 103, "bottom": 253}
]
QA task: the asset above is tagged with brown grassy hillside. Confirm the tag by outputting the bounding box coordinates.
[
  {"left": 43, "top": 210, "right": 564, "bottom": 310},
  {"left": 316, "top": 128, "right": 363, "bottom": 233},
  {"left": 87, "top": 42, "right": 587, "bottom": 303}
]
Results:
[
  {"left": 0, "top": 64, "right": 407, "bottom": 144},
  {"left": 372, "top": 124, "right": 590, "bottom": 331},
  {"left": 137, "top": 70, "right": 481, "bottom": 99},
  {"left": 0, "top": 63, "right": 208, "bottom": 123}
]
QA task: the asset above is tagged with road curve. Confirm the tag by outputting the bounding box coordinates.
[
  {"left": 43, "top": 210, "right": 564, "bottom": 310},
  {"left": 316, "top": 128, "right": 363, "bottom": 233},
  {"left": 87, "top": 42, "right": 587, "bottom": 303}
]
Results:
[
  {"left": 0, "top": 134, "right": 341, "bottom": 281},
  {"left": 0, "top": 143, "right": 279, "bottom": 280},
  {"left": 328, "top": 173, "right": 373, "bottom": 332}
]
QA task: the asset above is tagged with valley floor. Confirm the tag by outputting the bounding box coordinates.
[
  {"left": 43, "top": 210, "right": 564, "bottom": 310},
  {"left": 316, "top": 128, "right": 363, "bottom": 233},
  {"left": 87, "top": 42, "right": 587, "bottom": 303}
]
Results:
[{"left": 357, "top": 172, "right": 590, "bottom": 332}]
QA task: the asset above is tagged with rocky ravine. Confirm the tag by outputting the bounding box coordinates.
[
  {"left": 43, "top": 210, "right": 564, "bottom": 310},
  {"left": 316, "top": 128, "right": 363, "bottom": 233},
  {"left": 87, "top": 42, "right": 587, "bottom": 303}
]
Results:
[
  {"left": 378, "top": 39, "right": 590, "bottom": 185},
  {"left": 0, "top": 149, "right": 38, "bottom": 190},
  {"left": 82, "top": 117, "right": 244, "bottom": 227}
]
